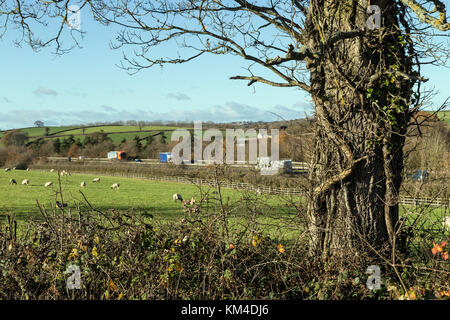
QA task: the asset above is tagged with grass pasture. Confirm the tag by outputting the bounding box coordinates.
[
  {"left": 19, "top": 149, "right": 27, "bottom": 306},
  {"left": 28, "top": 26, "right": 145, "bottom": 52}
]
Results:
[
  {"left": 0, "top": 125, "right": 184, "bottom": 146},
  {"left": 0, "top": 170, "right": 223, "bottom": 219},
  {"left": 0, "top": 170, "right": 302, "bottom": 240},
  {"left": 0, "top": 169, "right": 446, "bottom": 244},
  {"left": 437, "top": 110, "right": 450, "bottom": 123}
]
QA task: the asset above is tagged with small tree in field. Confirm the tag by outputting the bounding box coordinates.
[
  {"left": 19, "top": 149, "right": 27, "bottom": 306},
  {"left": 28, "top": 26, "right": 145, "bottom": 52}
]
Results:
[{"left": 34, "top": 120, "right": 44, "bottom": 128}]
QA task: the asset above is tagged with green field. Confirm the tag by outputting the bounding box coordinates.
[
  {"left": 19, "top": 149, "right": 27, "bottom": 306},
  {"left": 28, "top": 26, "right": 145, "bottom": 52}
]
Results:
[
  {"left": 0, "top": 170, "right": 220, "bottom": 219},
  {"left": 0, "top": 170, "right": 298, "bottom": 230},
  {"left": 0, "top": 169, "right": 445, "bottom": 243},
  {"left": 0, "top": 126, "right": 78, "bottom": 140},
  {"left": 0, "top": 125, "right": 185, "bottom": 146},
  {"left": 0, "top": 124, "right": 253, "bottom": 145},
  {"left": 57, "top": 125, "right": 180, "bottom": 136},
  {"left": 437, "top": 110, "right": 450, "bottom": 123}
]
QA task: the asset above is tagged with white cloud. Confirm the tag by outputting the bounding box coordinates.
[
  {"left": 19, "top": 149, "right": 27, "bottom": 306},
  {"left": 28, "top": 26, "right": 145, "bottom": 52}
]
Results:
[
  {"left": 101, "top": 105, "right": 118, "bottom": 112},
  {"left": 2, "top": 97, "right": 12, "bottom": 104},
  {"left": 0, "top": 101, "right": 312, "bottom": 129},
  {"left": 33, "top": 87, "right": 58, "bottom": 97},
  {"left": 166, "top": 92, "right": 191, "bottom": 101}
]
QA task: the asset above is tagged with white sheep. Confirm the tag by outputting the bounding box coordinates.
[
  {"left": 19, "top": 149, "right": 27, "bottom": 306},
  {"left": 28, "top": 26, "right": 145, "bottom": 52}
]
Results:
[
  {"left": 44, "top": 181, "right": 53, "bottom": 187},
  {"left": 26, "top": 168, "right": 30, "bottom": 171},
  {"left": 443, "top": 216, "right": 450, "bottom": 232},
  {"left": 80, "top": 181, "right": 86, "bottom": 187},
  {"left": 173, "top": 193, "right": 183, "bottom": 202},
  {"left": 50, "top": 169, "right": 55, "bottom": 173},
  {"left": 110, "top": 183, "right": 120, "bottom": 190},
  {"left": 4, "top": 168, "right": 10, "bottom": 172},
  {"left": 61, "top": 170, "right": 71, "bottom": 177},
  {"left": 9, "top": 178, "right": 17, "bottom": 185},
  {"left": 21, "top": 179, "right": 29, "bottom": 185},
  {"left": 12, "top": 167, "right": 16, "bottom": 170},
  {"left": 92, "top": 178, "right": 101, "bottom": 183}
]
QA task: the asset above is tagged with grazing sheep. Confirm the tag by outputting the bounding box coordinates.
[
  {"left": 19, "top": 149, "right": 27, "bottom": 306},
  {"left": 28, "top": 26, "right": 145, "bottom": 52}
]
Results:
[
  {"left": 12, "top": 167, "right": 16, "bottom": 170},
  {"left": 92, "top": 178, "right": 101, "bottom": 183},
  {"left": 4, "top": 168, "right": 10, "bottom": 172},
  {"left": 50, "top": 169, "right": 55, "bottom": 173},
  {"left": 21, "top": 179, "right": 29, "bottom": 185},
  {"left": 110, "top": 183, "right": 120, "bottom": 190},
  {"left": 173, "top": 194, "right": 183, "bottom": 202},
  {"left": 443, "top": 216, "right": 450, "bottom": 231},
  {"left": 26, "top": 168, "right": 30, "bottom": 171},
  {"left": 9, "top": 178, "right": 17, "bottom": 185},
  {"left": 44, "top": 181, "right": 53, "bottom": 187},
  {"left": 61, "top": 170, "right": 71, "bottom": 177},
  {"left": 55, "top": 201, "right": 67, "bottom": 209},
  {"left": 80, "top": 181, "right": 86, "bottom": 187}
]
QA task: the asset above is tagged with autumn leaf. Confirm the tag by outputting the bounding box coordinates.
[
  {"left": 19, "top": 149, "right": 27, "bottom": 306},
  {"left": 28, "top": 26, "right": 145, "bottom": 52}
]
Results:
[{"left": 92, "top": 246, "right": 98, "bottom": 258}]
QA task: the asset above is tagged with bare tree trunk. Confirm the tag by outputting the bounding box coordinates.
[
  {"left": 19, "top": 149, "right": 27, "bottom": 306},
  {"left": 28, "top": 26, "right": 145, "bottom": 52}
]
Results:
[{"left": 305, "top": 0, "right": 413, "bottom": 261}]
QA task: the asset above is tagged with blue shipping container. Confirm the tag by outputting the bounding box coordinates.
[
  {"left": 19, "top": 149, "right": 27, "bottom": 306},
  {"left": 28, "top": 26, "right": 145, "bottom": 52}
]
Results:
[{"left": 159, "top": 152, "right": 172, "bottom": 163}]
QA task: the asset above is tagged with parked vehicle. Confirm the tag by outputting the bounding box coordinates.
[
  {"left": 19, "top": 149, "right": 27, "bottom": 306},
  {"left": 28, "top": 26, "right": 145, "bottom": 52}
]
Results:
[
  {"left": 108, "top": 151, "right": 127, "bottom": 161},
  {"left": 411, "top": 169, "right": 430, "bottom": 182},
  {"left": 159, "top": 152, "right": 173, "bottom": 163}
]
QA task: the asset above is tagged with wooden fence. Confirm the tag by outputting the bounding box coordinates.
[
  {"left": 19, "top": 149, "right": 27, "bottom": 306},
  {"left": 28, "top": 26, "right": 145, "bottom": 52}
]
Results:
[
  {"left": 58, "top": 169, "right": 448, "bottom": 207},
  {"left": 398, "top": 196, "right": 449, "bottom": 208}
]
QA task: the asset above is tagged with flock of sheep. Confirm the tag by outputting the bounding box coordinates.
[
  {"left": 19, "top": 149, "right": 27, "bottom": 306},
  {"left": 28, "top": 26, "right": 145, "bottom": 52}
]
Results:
[
  {"left": 4, "top": 167, "right": 185, "bottom": 204},
  {"left": 6, "top": 167, "right": 448, "bottom": 229},
  {"left": 5, "top": 167, "right": 120, "bottom": 190}
]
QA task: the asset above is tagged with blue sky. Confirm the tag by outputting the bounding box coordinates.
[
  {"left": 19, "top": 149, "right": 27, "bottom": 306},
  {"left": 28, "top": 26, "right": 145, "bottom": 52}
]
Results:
[{"left": 0, "top": 5, "right": 448, "bottom": 130}]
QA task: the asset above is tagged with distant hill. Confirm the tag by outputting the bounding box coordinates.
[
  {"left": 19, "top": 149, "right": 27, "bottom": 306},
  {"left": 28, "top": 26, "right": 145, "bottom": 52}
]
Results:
[{"left": 0, "top": 124, "right": 186, "bottom": 146}]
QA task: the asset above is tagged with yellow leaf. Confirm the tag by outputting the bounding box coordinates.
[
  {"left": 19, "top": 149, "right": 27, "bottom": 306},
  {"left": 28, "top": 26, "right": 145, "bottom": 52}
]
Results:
[
  {"left": 68, "top": 248, "right": 79, "bottom": 260},
  {"left": 92, "top": 246, "right": 98, "bottom": 258},
  {"left": 109, "top": 280, "right": 116, "bottom": 292},
  {"left": 252, "top": 235, "right": 262, "bottom": 247}
]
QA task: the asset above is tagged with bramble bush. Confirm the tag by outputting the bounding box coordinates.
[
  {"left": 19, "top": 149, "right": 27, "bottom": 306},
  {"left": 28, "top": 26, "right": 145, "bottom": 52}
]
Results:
[{"left": 0, "top": 178, "right": 448, "bottom": 300}]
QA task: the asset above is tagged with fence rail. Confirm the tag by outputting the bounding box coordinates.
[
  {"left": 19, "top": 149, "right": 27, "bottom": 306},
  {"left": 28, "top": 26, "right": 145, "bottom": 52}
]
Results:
[{"left": 39, "top": 166, "right": 449, "bottom": 208}]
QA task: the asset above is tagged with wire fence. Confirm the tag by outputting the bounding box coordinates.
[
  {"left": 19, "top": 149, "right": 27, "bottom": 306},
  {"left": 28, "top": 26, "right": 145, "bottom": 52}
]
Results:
[
  {"left": 42, "top": 158, "right": 449, "bottom": 207},
  {"left": 63, "top": 169, "right": 448, "bottom": 207}
]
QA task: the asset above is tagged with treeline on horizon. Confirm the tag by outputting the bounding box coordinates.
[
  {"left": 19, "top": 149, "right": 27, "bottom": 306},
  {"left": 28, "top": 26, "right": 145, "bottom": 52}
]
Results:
[
  {"left": 1, "top": 116, "right": 315, "bottom": 133},
  {"left": 0, "top": 118, "right": 315, "bottom": 169}
]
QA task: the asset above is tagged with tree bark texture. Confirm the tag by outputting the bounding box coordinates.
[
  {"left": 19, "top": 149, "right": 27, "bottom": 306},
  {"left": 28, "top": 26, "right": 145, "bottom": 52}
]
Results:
[{"left": 305, "top": 0, "right": 413, "bottom": 261}]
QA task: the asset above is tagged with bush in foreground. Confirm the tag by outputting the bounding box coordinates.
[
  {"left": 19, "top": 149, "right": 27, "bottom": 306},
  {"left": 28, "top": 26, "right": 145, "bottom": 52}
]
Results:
[{"left": 0, "top": 185, "right": 448, "bottom": 300}]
